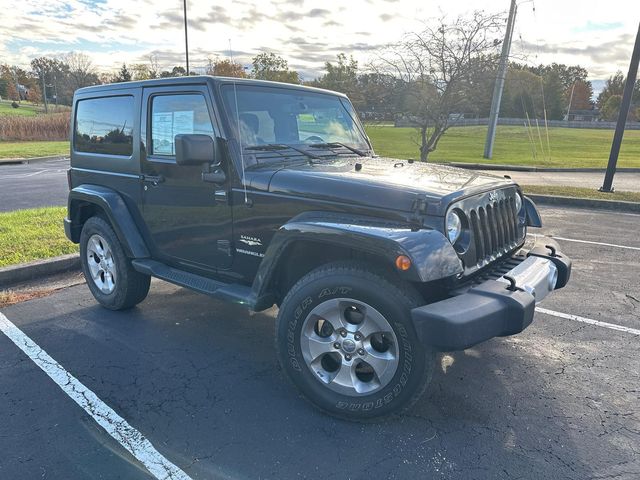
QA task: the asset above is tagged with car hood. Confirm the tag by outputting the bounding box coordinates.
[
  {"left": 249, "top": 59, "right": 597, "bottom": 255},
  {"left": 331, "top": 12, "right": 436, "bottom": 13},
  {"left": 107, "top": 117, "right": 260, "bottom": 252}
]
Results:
[{"left": 259, "top": 157, "right": 515, "bottom": 216}]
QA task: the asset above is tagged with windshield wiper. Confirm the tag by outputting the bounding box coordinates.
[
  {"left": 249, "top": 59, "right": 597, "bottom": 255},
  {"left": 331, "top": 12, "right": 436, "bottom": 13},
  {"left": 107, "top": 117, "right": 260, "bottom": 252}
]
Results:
[
  {"left": 309, "top": 142, "right": 368, "bottom": 157},
  {"left": 245, "top": 143, "right": 322, "bottom": 160}
]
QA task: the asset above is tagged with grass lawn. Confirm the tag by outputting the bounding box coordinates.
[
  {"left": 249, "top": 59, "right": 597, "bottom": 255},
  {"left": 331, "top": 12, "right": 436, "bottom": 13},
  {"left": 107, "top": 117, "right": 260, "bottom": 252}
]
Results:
[
  {"left": 521, "top": 185, "right": 640, "bottom": 203},
  {"left": 0, "top": 141, "right": 68, "bottom": 159},
  {"left": 0, "top": 100, "right": 43, "bottom": 116},
  {"left": 365, "top": 125, "right": 640, "bottom": 168},
  {"left": 0, "top": 207, "right": 77, "bottom": 268}
]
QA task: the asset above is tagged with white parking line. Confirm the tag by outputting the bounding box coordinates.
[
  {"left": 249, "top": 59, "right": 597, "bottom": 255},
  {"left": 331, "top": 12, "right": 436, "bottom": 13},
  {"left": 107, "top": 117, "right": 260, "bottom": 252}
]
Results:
[
  {"left": 536, "top": 307, "right": 640, "bottom": 336},
  {"left": 527, "top": 232, "right": 640, "bottom": 251},
  {"left": 549, "top": 236, "right": 640, "bottom": 251},
  {"left": 0, "top": 312, "right": 192, "bottom": 480}
]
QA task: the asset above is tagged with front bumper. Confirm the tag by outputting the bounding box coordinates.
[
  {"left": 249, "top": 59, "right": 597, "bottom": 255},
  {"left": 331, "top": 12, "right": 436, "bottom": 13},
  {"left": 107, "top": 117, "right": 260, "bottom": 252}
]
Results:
[{"left": 411, "top": 236, "right": 571, "bottom": 351}]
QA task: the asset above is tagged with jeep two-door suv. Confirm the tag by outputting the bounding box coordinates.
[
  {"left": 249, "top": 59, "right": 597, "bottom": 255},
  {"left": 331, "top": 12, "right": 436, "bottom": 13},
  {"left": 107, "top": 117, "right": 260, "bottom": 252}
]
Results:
[{"left": 65, "top": 76, "right": 571, "bottom": 420}]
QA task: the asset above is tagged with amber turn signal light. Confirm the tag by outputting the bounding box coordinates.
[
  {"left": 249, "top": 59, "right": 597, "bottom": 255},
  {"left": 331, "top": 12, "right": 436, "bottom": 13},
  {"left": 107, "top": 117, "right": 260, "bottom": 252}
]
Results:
[{"left": 395, "top": 255, "right": 411, "bottom": 271}]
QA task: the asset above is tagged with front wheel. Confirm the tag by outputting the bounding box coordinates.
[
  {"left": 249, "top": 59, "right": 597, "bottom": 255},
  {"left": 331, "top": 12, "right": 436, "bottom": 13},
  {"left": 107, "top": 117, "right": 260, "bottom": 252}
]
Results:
[{"left": 276, "top": 262, "right": 435, "bottom": 420}]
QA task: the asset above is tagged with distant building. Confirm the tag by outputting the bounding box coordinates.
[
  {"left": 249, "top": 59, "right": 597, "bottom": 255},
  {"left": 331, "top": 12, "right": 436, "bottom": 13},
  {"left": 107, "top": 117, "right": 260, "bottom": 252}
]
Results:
[
  {"left": 564, "top": 108, "right": 599, "bottom": 122},
  {"left": 17, "top": 84, "right": 29, "bottom": 101}
]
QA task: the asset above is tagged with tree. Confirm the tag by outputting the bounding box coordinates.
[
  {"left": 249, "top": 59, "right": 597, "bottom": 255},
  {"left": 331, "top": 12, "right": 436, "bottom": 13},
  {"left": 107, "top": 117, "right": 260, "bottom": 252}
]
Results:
[
  {"left": 160, "top": 66, "right": 188, "bottom": 78},
  {"left": 376, "top": 12, "right": 504, "bottom": 161},
  {"left": 251, "top": 53, "right": 299, "bottom": 84},
  {"left": 132, "top": 63, "right": 153, "bottom": 80},
  {"left": 565, "top": 79, "right": 593, "bottom": 112},
  {"left": 114, "top": 63, "right": 132, "bottom": 83},
  {"left": 148, "top": 55, "right": 160, "bottom": 79},
  {"left": 542, "top": 70, "right": 565, "bottom": 120},
  {"left": 205, "top": 58, "right": 246, "bottom": 78},
  {"left": 600, "top": 94, "right": 639, "bottom": 121},
  {"left": 64, "top": 52, "right": 98, "bottom": 91},
  {"left": 597, "top": 71, "right": 640, "bottom": 113},
  {"left": 355, "top": 72, "right": 405, "bottom": 118},
  {"left": 502, "top": 67, "right": 543, "bottom": 118},
  {"left": 312, "top": 54, "right": 360, "bottom": 101}
]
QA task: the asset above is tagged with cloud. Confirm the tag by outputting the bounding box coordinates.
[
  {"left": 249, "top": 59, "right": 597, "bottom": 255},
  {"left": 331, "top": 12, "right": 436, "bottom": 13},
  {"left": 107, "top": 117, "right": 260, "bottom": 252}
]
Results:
[
  {"left": 517, "top": 33, "right": 635, "bottom": 77},
  {"left": 1, "top": 0, "right": 639, "bottom": 82}
]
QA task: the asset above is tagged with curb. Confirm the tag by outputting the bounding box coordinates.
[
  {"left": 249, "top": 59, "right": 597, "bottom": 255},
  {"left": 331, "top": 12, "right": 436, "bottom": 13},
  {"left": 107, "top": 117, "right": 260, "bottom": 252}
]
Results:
[
  {"left": 0, "top": 155, "right": 68, "bottom": 165},
  {"left": 527, "top": 194, "right": 640, "bottom": 213},
  {"left": 445, "top": 162, "right": 640, "bottom": 173},
  {"left": 0, "top": 254, "right": 80, "bottom": 288}
]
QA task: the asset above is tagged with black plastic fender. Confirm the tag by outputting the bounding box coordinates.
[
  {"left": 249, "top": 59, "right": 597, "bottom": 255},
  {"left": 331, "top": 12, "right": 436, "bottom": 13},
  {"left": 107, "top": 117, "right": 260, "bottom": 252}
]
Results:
[
  {"left": 250, "top": 211, "right": 462, "bottom": 309},
  {"left": 524, "top": 195, "right": 542, "bottom": 227},
  {"left": 66, "top": 185, "right": 149, "bottom": 259}
]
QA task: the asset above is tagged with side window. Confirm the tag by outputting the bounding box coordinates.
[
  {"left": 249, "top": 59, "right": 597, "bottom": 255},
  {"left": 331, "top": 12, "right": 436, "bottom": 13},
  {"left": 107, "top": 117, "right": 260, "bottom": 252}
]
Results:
[
  {"left": 75, "top": 96, "right": 134, "bottom": 156},
  {"left": 150, "top": 94, "right": 214, "bottom": 156}
]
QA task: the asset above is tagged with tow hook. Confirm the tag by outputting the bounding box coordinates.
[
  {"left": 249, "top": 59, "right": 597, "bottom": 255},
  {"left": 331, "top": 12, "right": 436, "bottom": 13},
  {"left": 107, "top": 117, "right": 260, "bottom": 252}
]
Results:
[
  {"left": 545, "top": 244, "right": 558, "bottom": 257},
  {"left": 503, "top": 275, "right": 525, "bottom": 292}
]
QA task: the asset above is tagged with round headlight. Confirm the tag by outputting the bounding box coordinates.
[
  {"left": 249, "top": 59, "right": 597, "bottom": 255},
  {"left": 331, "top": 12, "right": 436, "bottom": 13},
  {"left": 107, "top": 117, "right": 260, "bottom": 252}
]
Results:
[
  {"left": 515, "top": 192, "right": 523, "bottom": 212},
  {"left": 446, "top": 210, "right": 462, "bottom": 244}
]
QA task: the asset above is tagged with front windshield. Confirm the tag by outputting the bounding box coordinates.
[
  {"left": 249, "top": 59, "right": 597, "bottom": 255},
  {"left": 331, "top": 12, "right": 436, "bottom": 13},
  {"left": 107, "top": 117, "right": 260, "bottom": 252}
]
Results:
[{"left": 221, "top": 84, "right": 370, "bottom": 162}]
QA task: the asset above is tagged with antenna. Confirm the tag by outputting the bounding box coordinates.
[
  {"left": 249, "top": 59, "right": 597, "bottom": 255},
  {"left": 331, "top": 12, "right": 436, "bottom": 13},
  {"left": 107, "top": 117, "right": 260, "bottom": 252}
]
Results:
[
  {"left": 183, "top": 0, "right": 190, "bottom": 75},
  {"left": 228, "top": 39, "right": 233, "bottom": 63},
  {"left": 233, "top": 82, "right": 248, "bottom": 204}
]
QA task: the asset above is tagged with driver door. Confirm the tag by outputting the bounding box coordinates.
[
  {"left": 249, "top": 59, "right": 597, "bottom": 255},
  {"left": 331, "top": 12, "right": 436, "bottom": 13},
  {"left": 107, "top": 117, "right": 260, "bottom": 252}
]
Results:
[{"left": 140, "top": 85, "right": 233, "bottom": 271}]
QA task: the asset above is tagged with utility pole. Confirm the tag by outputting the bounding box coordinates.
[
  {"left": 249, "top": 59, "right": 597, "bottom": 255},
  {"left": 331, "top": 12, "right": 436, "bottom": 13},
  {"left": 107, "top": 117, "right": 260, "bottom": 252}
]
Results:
[
  {"left": 565, "top": 81, "right": 576, "bottom": 120},
  {"left": 183, "top": 0, "right": 190, "bottom": 75},
  {"left": 40, "top": 72, "right": 48, "bottom": 114},
  {"left": 484, "top": 0, "right": 518, "bottom": 159},
  {"left": 600, "top": 21, "right": 640, "bottom": 193}
]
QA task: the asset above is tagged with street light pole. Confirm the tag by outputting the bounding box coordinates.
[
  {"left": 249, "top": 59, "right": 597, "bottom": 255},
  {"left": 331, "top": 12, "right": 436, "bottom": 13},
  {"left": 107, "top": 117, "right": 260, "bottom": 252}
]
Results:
[
  {"left": 600, "top": 22, "right": 640, "bottom": 193},
  {"left": 484, "top": 0, "right": 518, "bottom": 159},
  {"left": 183, "top": 0, "right": 190, "bottom": 75},
  {"left": 41, "top": 73, "right": 48, "bottom": 114}
]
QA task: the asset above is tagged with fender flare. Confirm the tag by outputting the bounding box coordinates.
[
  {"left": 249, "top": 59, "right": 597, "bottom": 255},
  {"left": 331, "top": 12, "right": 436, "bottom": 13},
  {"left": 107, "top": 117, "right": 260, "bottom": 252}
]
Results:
[
  {"left": 66, "top": 184, "right": 149, "bottom": 259},
  {"left": 250, "top": 211, "right": 462, "bottom": 308},
  {"left": 524, "top": 196, "right": 542, "bottom": 228}
]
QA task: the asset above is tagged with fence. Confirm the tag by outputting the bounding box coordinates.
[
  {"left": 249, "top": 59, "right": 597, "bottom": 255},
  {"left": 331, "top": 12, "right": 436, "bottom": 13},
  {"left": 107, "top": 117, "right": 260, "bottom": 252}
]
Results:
[{"left": 394, "top": 117, "right": 640, "bottom": 130}]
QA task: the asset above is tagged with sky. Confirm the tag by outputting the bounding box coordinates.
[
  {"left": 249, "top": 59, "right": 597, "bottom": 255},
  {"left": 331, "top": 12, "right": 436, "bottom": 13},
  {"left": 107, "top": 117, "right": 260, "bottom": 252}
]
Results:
[{"left": 1, "top": 0, "right": 638, "bottom": 86}]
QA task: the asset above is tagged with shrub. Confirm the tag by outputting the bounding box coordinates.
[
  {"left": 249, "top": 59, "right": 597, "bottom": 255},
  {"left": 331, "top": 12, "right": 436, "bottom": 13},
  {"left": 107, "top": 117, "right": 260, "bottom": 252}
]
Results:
[
  {"left": 11, "top": 101, "right": 18, "bottom": 109},
  {"left": 0, "top": 112, "right": 70, "bottom": 141}
]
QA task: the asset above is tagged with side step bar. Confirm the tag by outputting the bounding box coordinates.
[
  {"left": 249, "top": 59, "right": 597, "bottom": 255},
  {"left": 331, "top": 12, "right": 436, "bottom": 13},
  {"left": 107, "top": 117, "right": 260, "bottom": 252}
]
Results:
[{"left": 132, "top": 259, "right": 255, "bottom": 308}]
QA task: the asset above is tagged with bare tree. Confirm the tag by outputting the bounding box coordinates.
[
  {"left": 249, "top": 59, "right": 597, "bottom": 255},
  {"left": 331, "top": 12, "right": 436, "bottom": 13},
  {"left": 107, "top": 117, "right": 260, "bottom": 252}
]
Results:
[
  {"left": 376, "top": 12, "right": 504, "bottom": 161},
  {"left": 64, "top": 52, "right": 98, "bottom": 90},
  {"left": 148, "top": 54, "right": 160, "bottom": 79}
]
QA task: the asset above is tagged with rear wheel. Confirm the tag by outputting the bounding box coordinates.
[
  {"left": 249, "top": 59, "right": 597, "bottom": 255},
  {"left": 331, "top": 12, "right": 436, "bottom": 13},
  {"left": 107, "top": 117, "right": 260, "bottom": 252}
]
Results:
[
  {"left": 276, "top": 262, "right": 435, "bottom": 420},
  {"left": 80, "top": 216, "right": 150, "bottom": 310}
]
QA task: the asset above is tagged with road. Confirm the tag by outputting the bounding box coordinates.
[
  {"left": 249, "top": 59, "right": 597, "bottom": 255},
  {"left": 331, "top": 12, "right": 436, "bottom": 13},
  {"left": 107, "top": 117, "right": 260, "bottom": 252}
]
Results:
[
  {"left": 489, "top": 170, "right": 640, "bottom": 192},
  {"left": 0, "top": 157, "right": 69, "bottom": 211},
  {"left": 0, "top": 206, "right": 639, "bottom": 479}
]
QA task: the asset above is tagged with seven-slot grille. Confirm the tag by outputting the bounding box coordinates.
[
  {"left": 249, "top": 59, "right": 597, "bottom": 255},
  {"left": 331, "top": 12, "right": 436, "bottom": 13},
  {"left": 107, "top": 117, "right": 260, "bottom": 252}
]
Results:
[{"left": 466, "top": 191, "right": 522, "bottom": 267}]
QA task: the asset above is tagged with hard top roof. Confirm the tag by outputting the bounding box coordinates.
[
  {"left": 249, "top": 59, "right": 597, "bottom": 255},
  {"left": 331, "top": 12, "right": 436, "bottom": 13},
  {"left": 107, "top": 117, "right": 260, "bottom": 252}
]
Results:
[{"left": 75, "top": 75, "right": 347, "bottom": 98}]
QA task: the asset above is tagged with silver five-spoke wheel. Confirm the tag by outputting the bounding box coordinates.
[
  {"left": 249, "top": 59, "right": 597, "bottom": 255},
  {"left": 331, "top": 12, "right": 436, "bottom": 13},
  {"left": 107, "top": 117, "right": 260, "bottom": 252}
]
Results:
[
  {"left": 300, "top": 298, "right": 399, "bottom": 396},
  {"left": 86, "top": 234, "right": 117, "bottom": 294}
]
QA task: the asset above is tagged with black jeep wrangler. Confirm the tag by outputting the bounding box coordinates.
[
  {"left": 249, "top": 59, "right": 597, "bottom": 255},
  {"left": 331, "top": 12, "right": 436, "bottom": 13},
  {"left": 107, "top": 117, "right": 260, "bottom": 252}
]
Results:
[{"left": 65, "top": 76, "right": 571, "bottom": 420}]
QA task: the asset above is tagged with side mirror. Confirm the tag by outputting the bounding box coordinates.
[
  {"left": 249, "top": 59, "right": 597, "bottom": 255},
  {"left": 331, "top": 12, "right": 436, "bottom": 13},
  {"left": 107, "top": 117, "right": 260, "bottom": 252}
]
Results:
[{"left": 175, "top": 134, "right": 215, "bottom": 166}]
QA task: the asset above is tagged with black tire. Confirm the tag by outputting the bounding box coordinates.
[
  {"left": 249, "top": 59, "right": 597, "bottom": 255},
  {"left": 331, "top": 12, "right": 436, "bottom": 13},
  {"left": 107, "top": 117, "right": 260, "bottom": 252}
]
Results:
[
  {"left": 79, "top": 216, "right": 150, "bottom": 310},
  {"left": 275, "top": 261, "right": 435, "bottom": 421}
]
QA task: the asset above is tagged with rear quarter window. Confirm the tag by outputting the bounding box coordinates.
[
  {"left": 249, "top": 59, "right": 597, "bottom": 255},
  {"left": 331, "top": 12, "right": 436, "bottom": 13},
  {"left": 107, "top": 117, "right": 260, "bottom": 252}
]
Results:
[{"left": 74, "top": 96, "right": 134, "bottom": 156}]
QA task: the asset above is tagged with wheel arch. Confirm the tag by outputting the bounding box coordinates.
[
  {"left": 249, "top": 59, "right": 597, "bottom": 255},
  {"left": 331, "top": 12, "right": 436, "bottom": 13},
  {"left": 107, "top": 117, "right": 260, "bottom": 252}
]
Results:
[
  {"left": 250, "top": 212, "right": 463, "bottom": 309},
  {"left": 67, "top": 185, "right": 149, "bottom": 259}
]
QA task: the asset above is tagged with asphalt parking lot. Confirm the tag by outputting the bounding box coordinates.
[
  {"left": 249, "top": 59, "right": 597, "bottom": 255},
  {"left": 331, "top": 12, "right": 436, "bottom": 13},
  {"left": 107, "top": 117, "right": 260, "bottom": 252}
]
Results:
[
  {"left": 0, "top": 157, "right": 69, "bottom": 211},
  {"left": 1, "top": 205, "right": 638, "bottom": 480}
]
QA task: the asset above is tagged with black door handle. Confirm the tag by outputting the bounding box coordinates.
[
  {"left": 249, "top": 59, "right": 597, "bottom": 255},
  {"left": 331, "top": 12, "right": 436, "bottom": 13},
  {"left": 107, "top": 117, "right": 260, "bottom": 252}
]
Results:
[{"left": 142, "top": 174, "right": 164, "bottom": 186}]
